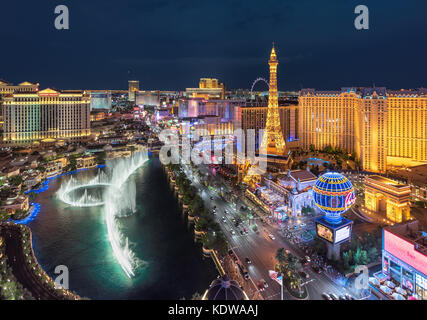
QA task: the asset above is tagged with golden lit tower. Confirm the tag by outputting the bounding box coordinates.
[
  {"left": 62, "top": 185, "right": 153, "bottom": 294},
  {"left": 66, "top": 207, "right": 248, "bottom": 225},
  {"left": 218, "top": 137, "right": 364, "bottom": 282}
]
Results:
[{"left": 260, "top": 44, "right": 286, "bottom": 156}]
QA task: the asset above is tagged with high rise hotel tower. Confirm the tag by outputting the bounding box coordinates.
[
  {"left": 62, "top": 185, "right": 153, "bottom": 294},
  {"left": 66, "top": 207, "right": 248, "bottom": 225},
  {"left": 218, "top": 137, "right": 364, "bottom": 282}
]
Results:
[
  {"left": 2, "top": 88, "right": 90, "bottom": 145},
  {"left": 299, "top": 87, "right": 427, "bottom": 173}
]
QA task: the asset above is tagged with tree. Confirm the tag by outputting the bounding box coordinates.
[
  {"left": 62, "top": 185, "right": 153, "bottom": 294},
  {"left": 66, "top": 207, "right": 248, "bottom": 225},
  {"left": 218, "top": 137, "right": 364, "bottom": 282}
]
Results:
[
  {"left": 276, "top": 248, "right": 287, "bottom": 264},
  {"left": 191, "top": 292, "right": 202, "bottom": 300},
  {"left": 189, "top": 196, "right": 204, "bottom": 216},
  {"left": 353, "top": 247, "right": 362, "bottom": 265},
  {"left": 0, "top": 211, "right": 10, "bottom": 222},
  {"left": 310, "top": 165, "right": 320, "bottom": 176},
  {"left": 360, "top": 250, "right": 368, "bottom": 265},
  {"left": 0, "top": 187, "right": 12, "bottom": 199},
  {"left": 96, "top": 152, "right": 107, "bottom": 165},
  {"left": 342, "top": 252, "right": 350, "bottom": 270},
  {"left": 9, "top": 175, "right": 23, "bottom": 186},
  {"left": 367, "top": 247, "right": 378, "bottom": 263},
  {"left": 214, "top": 232, "right": 228, "bottom": 256}
]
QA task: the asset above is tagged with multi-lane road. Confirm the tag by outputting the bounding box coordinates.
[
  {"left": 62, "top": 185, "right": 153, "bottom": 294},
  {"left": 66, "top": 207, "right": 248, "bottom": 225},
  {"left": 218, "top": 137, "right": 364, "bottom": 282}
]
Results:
[{"left": 182, "top": 163, "right": 356, "bottom": 300}]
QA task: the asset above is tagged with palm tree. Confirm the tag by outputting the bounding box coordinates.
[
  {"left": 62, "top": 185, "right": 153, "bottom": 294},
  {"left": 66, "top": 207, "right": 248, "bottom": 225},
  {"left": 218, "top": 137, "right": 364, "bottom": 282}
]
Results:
[
  {"left": 276, "top": 248, "right": 287, "bottom": 264},
  {"left": 191, "top": 292, "right": 202, "bottom": 300}
]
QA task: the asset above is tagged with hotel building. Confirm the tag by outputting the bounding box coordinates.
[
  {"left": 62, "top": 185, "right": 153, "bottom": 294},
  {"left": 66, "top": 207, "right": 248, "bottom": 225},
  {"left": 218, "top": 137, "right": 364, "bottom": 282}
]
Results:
[
  {"left": 299, "top": 87, "right": 427, "bottom": 173},
  {"left": 128, "top": 80, "right": 139, "bottom": 102},
  {"left": 0, "top": 80, "right": 39, "bottom": 124},
  {"left": 238, "top": 104, "right": 299, "bottom": 151},
  {"left": 185, "top": 78, "right": 226, "bottom": 100},
  {"left": 2, "top": 88, "right": 90, "bottom": 145}
]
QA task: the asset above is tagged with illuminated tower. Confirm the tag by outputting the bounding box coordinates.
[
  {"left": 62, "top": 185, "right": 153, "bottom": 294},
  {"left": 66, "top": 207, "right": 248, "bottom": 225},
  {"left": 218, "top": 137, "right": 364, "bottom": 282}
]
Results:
[{"left": 260, "top": 44, "right": 286, "bottom": 156}]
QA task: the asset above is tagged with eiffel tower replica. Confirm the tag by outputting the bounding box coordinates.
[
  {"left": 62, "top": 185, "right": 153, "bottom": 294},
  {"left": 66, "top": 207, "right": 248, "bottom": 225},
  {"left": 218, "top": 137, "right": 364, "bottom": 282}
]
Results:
[{"left": 259, "top": 44, "right": 288, "bottom": 163}]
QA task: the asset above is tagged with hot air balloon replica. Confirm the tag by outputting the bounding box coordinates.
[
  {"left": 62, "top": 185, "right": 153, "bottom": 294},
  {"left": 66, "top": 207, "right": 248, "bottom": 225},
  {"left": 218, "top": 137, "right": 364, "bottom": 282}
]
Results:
[{"left": 312, "top": 172, "right": 356, "bottom": 260}]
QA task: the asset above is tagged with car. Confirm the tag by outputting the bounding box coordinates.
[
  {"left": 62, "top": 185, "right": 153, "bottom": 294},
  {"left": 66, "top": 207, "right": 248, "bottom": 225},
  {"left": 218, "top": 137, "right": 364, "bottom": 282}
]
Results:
[
  {"left": 300, "top": 223, "right": 306, "bottom": 227},
  {"left": 339, "top": 295, "right": 347, "bottom": 300},
  {"left": 230, "top": 230, "right": 236, "bottom": 235},
  {"left": 256, "top": 281, "right": 265, "bottom": 292},
  {"left": 228, "top": 249, "right": 233, "bottom": 255},
  {"left": 329, "top": 293, "right": 339, "bottom": 300},
  {"left": 268, "top": 234, "right": 276, "bottom": 240},
  {"left": 213, "top": 205, "right": 217, "bottom": 209},
  {"left": 243, "top": 227, "right": 249, "bottom": 234},
  {"left": 345, "top": 294, "right": 354, "bottom": 300},
  {"left": 224, "top": 210, "right": 228, "bottom": 214},
  {"left": 298, "top": 271, "right": 309, "bottom": 279},
  {"left": 210, "top": 196, "right": 213, "bottom": 200},
  {"left": 305, "top": 256, "right": 311, "bottom": 263},
  {"left": 240, "top": 230, "right": 245, "bottom": 235},
  {"left": 322, "top": 293, "right": 332, "bottom": 300},
  {"left": 231, "top": 218, "right": 236, "bottom": 223},
  {"left": 222, "top": 217, "right": 227, "bottom": 222},
  {"left": 245, "top": 257, "right": 252, "bottom": 264}
]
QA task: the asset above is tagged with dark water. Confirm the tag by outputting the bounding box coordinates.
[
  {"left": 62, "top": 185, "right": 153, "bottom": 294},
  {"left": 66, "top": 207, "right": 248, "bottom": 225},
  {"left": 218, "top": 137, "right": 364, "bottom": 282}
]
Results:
[{"left": 27, "top": 157, "right": 217, "bottom": 299}]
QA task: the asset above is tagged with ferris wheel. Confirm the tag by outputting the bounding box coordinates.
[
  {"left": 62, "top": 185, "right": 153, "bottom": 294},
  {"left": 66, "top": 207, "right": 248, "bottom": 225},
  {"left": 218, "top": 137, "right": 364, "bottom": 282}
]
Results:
[{"left": 250, "top": 77, "right": 269, "bottom": 96}]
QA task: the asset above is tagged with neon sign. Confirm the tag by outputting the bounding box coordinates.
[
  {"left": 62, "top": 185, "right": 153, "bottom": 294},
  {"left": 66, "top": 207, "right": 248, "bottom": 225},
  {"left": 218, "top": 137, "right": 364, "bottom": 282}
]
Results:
[{"left": 384, "top": 230, "right": 427, "bottom": 276}]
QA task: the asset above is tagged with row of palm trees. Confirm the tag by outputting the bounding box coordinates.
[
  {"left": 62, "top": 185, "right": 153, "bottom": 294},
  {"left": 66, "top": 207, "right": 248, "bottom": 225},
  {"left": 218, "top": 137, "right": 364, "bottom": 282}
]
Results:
[{"left": 167, "top": 164, "right": 228, "bottom": 256}]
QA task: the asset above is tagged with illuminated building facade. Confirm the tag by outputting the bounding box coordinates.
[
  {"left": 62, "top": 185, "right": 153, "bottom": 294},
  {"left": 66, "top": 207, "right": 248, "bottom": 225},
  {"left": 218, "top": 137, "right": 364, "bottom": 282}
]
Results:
[
  {"left": 259, "top": 45, "right": 286, "bottom": 156},
  {"left": 128, "top": 80, "right": 139, "bottom": 102},
  {"left": 186, "top": 78, "right": 225, "bottom": 100},
  {"left": 386, "top": 90, "right": 427, "bottom": 168},
  {"left": 88, "top": 91, "right": 112, "bottom": 110},
  {"left": 299, "top": 87, "right": 427, "bottom": 173},
  {"left": 135, "top": 90, "right": 160, "bottom": 107},
  {"left": 178, "top": 98, "right": 244, "bottom": 122},
  {"left": 382, "top": 221, "right": 427, "bottom": 300},
  {"left": 365, "top": 175, "right": 411, "bottom": 223},
  {"left": 0, "top": 80, "right": 39, "bottom": 124},
  {"left": 2, "top": 88, "right": 90, "bottom": 145},
  {"left": 238, "top": 105, "right": 298, "bottom": 150}
]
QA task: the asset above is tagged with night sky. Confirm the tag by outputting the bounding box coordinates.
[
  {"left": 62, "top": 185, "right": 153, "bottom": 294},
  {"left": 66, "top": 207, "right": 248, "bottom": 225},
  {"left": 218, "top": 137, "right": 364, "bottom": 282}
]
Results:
[{"left": 1, "top": 0, "right": 426, "bottom": 91}]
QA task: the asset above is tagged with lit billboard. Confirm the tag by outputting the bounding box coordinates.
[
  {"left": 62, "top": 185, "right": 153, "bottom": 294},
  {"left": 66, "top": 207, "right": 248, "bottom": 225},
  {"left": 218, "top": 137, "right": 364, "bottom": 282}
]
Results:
[
  {"left": 316, "top": 223, "right": 333, "bottom": 243},
  {"left": 384, "top": 230, "right": 427, "bottom": 276},
  {"left": 335, "top": 225, "right": 351, "bottom": 244}
]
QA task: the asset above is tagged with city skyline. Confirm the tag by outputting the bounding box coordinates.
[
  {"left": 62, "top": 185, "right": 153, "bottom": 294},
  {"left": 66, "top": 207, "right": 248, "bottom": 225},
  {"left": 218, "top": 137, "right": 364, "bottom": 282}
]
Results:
[
  {"left": 0, "top": 0, "right": 426, "bottom": 306},
  {"left": 1, "top": 0, "right": 426, "bottom": 91}
]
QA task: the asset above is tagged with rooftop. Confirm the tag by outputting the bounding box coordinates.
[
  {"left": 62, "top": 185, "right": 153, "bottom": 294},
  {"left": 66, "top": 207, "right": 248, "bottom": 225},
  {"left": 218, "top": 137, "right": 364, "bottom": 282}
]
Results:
[
  {"left": 367, "top": 175, "right": 410, "bottom": 189},
  {"left": 386, "top": 220, "right": 427, "bottom": 256}
]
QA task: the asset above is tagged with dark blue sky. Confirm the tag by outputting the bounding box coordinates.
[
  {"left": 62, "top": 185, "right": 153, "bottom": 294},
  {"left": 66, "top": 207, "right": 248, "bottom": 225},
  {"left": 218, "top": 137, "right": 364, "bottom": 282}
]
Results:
[{"left": 1, "top": 0, "right": 426, "bottom": 91}]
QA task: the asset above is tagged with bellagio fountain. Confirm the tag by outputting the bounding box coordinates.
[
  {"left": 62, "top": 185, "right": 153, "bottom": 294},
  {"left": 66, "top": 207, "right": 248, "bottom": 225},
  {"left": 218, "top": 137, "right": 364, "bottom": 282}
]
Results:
[{"left": 57, "top": 149, "right": 149, "bottom": 278}]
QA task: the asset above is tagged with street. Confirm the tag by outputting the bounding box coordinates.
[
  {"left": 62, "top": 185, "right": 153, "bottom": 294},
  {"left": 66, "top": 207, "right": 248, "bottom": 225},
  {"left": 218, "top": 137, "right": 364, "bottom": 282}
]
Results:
[{"left": 182, "top": 162, "right": 357, "bottom": 300}]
